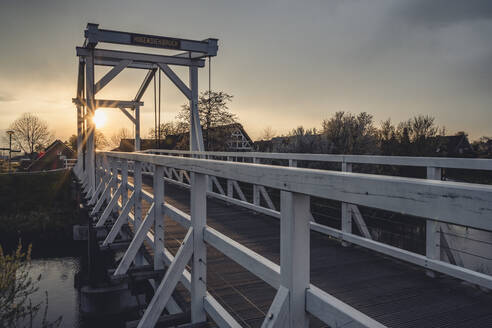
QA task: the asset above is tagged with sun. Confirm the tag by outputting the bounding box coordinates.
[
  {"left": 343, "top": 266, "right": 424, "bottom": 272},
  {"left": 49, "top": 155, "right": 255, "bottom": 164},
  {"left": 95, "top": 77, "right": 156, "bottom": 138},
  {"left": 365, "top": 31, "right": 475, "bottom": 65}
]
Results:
[{"left": 93, "top": 110, "right": 107, "bottom": 128}]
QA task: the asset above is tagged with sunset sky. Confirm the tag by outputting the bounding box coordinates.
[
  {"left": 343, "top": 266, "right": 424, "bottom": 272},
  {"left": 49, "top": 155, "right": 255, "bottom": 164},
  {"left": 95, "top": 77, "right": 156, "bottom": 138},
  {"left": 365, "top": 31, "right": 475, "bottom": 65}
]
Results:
[{"left": 0, "top": 0, "right": 491, "bottom": 146}]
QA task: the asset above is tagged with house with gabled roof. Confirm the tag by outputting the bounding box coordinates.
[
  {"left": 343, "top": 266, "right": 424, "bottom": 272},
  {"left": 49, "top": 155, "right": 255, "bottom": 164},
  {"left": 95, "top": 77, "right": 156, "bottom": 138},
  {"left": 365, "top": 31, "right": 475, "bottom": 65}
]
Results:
[{"left": 27, "top": 140, "right": 75, "bottom": 171}]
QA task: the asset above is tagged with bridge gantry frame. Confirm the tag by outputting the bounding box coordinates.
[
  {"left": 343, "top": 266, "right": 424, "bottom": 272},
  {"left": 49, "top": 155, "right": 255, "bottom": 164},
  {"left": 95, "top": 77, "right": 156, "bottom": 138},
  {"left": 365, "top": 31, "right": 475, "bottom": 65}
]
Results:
[{"left": 74, "top": 23, "right": 217, "bottom": 196}]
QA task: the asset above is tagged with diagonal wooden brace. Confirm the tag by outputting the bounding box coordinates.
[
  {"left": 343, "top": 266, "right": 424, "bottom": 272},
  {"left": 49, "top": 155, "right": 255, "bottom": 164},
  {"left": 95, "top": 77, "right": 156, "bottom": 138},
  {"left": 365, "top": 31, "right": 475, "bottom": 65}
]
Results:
[
  {"left": 211, "top": 176, "right": 225, "bottom": 195},
  {"left": 96, "top": 184, "right": 123, "bottom": 227},
  {"left": 89, "top": 179, "right": 104, "bottom": 205},
  {"left": 232, "top": 181, "right": 247, "bottom": 202},
  {"left": 91, "top": 176, "right": 115, "bottom": 216},
  {"left": 349, "top": 205, "right": 372, "bottom": 239},
  {"left": 260, "top": 186, "right": 276, "bottom": 211},
  {"left": 102, "top": 192, "right": 135, "bottom": 246},
  {"left": 114, "top": 204, "right": 155, "bottom": 275},
  {"left": 261, "top": 286, "right": 290, "bottom": 328},
  {"left": 137, "top": 228, "right": 194, "bottom": 328}
]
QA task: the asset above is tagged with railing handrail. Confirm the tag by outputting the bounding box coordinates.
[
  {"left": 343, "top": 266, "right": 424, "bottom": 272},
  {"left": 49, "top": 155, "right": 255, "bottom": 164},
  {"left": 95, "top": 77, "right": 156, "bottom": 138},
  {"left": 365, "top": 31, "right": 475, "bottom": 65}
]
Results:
[
  {"left": 141, "top": 149, "right": 492, "bottom": 171},
  {"left": 102, "top": 151, "right": 492, "bottom": 232}
]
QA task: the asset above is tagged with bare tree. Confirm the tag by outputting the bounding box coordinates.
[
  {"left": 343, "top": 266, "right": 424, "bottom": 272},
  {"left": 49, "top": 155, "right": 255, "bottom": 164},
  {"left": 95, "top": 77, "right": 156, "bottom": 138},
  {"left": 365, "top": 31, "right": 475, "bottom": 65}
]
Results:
[
  {"left": 94, "top": 130, "right": 109, "bottom": 150},
  {"left": 322, "top": 111, "right": 378, "bottom": 154},
  {"left": 177, "top": 91, "right": 237, "bottom": 149},
  {"left": 66, "top": 135, "right": 77, "bottom": 152},
  {"left": 147, "top": 121, "right": 187, "bottom": 140},
  {"left": 110, "top": 128, "right": 132, "bottom": 149},
  {"left": 9, "top": 113, "right": 53, "bottom": 154},
  {"left": 259, "top": 126, "right": 277, "bottom": 141}
]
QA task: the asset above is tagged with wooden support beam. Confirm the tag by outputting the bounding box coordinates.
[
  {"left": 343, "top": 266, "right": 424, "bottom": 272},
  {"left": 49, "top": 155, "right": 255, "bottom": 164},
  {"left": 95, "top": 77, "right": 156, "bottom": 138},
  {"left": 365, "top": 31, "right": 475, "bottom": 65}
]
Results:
[
  {"left": 204, "top": 227, "right": 280, "bottom": 289},
  {"left": 306, "top": 286, "right": 386, "bottom": 328},
  {"left": 211, "top": 176, "right": 225, "bottom": 195},
  {"left": 137, "top": 228, "right": 194, "bottom": 328},
  {"left": 253, "top": 158, "right": 260, "bottom": 206},
  {"left": 349, "top": 205, "right": 372, "bottom": 239},
  {"left": 154, "top": 165, "right": 165, "bottom": 270},
  {"left": 134, "top": 69, "right": 156, "bottom": 102},
  {"left": 96, "top": 184, "right": 122, "bottom": 227},
  {"left": 341, "top": 162, "right": 353, "bottom": 246},
  {"left": 426, "top": 166, "right": 442, "bottom": 277},
  {"left": 280, "top": 191, "right": 310, "bottom": 327},
  {"left": 88, "top": 178, "right": 104, "bottom": 205},
  {"left": 73, "top": 98, "right": 144, "bottom": 108},
  {"left": 102, "top": 192, "right": 135, "bottom": 246},
  {"left": 261, "top": 286, "right": 290, "bottom": 328},
  {"left": 232, "top": 181, "right": 247, "bottom": 202},
  {"left": 259, "top": 186, "right": 276, "bottom": 211},
  {"left": 94, "top": 59, "right": 132, "bottom": 94},
  {"left": 158, "top": 63, "right": 192, "bottom": 100},
  {"left": 118, "top": 107, "right": 136, "bottom": 124},
  {"left": 91, "top": 176, "right": 115, "bottom": 216},
  {"left": 114, "top": 204, "right": 155, "bottom": 275},
  {"left": 191, "top": 173, "right": 207, "bottom": 323},
  {"left": 203, "top": 295, "right": 242, "bottom": 328}
]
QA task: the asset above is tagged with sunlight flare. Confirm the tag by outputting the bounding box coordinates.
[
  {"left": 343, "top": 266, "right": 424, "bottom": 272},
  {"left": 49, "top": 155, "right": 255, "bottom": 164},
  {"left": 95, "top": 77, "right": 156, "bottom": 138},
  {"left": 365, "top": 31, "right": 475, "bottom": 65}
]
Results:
[{"left": 93, "top": 110, "right": 106, "bottom": 128}]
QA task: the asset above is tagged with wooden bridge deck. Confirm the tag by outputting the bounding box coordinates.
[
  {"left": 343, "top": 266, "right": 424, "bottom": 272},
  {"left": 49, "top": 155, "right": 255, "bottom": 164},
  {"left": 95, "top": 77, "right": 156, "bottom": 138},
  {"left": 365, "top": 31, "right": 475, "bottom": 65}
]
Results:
[{"left": 137, "top": 176, "right": 492, "bottom": 328}]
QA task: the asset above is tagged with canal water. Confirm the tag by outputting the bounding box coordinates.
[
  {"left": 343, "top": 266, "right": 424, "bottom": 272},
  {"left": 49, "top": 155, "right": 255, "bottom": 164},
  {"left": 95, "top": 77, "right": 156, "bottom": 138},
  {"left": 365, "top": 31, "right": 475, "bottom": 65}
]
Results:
[{"left": 27, "top": 252, "right": 129, "bottom": 328}]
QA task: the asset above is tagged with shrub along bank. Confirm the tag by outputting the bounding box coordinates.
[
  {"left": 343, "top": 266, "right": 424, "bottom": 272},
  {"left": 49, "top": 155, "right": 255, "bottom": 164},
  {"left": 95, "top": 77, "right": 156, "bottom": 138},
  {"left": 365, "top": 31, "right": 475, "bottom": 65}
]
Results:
[{"left": 0, "top": 170, "right": 83, "bottom": 255}]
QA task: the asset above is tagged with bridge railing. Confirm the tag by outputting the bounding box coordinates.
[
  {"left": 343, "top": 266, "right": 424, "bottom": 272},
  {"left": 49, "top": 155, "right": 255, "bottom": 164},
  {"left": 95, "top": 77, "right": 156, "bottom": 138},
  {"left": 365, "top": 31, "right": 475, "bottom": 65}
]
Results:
[
  {"left": 142, "top": 150, "right": 492, "bottom": 272},
  {"left": 82, "top": 151, "right": 492, "bottom": 328}
]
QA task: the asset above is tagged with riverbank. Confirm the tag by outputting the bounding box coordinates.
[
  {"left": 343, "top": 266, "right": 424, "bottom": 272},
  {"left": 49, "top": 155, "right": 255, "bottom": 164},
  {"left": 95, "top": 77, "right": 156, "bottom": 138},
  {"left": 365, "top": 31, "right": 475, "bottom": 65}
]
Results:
[{"left": 0, "top": 169, "right": 84, "bottom": 255}]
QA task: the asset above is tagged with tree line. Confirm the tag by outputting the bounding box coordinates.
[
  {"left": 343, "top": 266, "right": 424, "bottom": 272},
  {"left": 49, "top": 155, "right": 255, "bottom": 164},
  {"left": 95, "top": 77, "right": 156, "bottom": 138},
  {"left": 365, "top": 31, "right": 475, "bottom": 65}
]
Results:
[
  {"left": 4, "top": 90, "right": 492, "bottom": 159},
  {"left": 257, "top": 111, "right": 491, "bottom": 158}
]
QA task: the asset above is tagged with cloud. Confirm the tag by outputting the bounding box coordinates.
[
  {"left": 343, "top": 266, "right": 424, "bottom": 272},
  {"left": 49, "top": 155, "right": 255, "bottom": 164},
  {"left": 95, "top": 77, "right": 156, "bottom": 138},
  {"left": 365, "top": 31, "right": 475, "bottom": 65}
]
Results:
[
  {"left": 394, "top": 0, "right": 492, "bottom": 28},
  {"left": 0, "top": 94, "right": 16, "bottom": 102}
]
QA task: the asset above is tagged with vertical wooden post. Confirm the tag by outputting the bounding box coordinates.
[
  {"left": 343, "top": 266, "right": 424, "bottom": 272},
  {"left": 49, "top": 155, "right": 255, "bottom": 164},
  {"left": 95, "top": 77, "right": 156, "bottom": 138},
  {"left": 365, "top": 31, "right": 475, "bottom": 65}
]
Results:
[
  {"left": 280, "top": 191, "right": 310, "bottom": 328},
  {"left": 253, "top": 158, "right": 260, "bottom": 206},
  {"left": 85, "top": 50, "right": 96, "bottom": 197},
  {"left": 426, "top": 167, "right": 442, "bottom": 271},
  {"left": 121, "top": 160, "right": 128, "bottom": 205},
  {"left": 289, "top": 159, "right": 297, "bottom": 167},
  {"left": 135, "top": 105, "right": 141, "bottom": 151},
  {"left": 111, "top": 160, "right": 119, "bottom": 214},
  {"left": 94, "top": 156, "right": 101, "bottom": 187},
  {"left": 102, "top": 155, "right": 111, "bottom": 202},
  {"left": 191, "top": 173, "right": 207, "bottom": 323},
  {"left": 76, "top": 60, "right": 85, "bottom": 173},
  {"left": 341, "top": 162, "right": 352, "bottom": 247},
  {"left": 153, "top": 165, "right": 165, "bottom": 270},
  {"left": 134, "top": 160, "right": 143, "bottom": 266},
  {"left": 227, "top": 156, "right": 233, "bottom": 198}
]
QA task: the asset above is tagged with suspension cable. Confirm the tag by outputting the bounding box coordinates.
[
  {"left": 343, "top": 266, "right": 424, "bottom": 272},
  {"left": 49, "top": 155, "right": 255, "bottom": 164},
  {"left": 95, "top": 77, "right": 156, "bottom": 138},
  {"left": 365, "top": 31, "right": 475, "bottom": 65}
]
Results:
[
  {"left": 153, "top": 70, "right": 157, "bottom": 146},
  {"left": 158, "top": 68, "right": 162, "bottom": 149}
]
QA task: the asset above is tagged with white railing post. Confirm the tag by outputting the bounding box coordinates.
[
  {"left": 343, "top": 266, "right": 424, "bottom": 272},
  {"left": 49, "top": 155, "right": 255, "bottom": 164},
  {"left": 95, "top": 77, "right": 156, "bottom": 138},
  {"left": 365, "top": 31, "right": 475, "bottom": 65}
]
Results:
[
  {"left": 341, "top": 162, "right": 352, "bottom": 246},
  {"left": 253, "top": 158, "right": 260, "bottom": 206},
  {"left": 153, "top": 164, "right": 165, "bottom": 270},
  {"left": 110, "top": 159, "right": 118, "bottom": 199},
  {"left": 280, "top": 191, "right": 310, "bottom": 328},
  {"left": 121, "top": 160, "right": 128, "bottom": 205},
  {"left": 426, "top": 166, "right": 442, "bottom": 275},
  {"left": 207, "top": 155, "right": 213, "bottom": 192},
  {"left": 134, "top": 160, "right": 143, "bottom": 266},
  {"left": 191, "top": 172, "right": 207, "bottom": 323},
  {"left": 227, "top": 156, "right": 233, "bottom": 198}
]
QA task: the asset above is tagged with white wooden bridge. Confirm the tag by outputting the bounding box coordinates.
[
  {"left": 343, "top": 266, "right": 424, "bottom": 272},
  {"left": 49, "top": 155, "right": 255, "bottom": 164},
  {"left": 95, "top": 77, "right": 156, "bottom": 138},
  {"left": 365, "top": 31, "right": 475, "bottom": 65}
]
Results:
[
  {"left": 73, "top": 150, "right": 492, "bottom": 328},
  {"left": 71, "top": 23, "right": 492, "bottom": 327}
]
